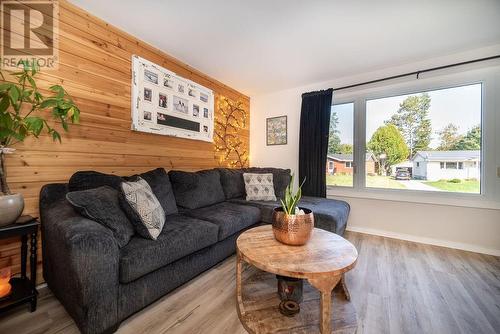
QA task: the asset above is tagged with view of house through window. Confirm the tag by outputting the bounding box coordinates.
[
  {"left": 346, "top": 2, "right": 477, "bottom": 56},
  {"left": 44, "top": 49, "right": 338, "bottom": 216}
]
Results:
[
  {"left": 366, "top": 83, "right": 481, "bottom": 193},
  {"left": 326, "top": 103, "right": 354, "bottom": 187}
]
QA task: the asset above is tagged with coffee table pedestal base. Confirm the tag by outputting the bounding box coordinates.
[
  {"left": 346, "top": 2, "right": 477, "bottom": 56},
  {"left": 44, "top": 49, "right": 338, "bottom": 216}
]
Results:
[{"left": 237, "top": 267, "right": 357, "bottom": 334}]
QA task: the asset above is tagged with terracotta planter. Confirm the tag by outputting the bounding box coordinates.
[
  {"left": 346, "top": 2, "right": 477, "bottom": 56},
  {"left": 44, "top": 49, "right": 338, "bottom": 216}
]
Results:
[
  {"left": 272, "top": 207, "right": 314, "bottom": 246},
  {"left": 0, "top": 193, "right": 24, "bottom": 227}
]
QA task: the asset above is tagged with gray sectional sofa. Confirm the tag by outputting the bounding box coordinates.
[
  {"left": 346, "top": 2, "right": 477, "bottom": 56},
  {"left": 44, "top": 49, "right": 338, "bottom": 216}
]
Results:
[{"left": 40, "top": 167, "right": 350, "bottom": 334}]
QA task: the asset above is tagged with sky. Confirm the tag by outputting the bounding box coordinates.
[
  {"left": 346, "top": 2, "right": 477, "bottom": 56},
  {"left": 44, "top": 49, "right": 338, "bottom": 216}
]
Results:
[{"left": 332, "top": 83, "right": 482, "bottom": 149}]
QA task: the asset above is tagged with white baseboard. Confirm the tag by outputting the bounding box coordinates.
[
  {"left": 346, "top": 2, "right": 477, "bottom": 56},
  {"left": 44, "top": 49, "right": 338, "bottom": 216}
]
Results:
[{"left": 346, "top": 226, "right": 500, "bottom": 256}]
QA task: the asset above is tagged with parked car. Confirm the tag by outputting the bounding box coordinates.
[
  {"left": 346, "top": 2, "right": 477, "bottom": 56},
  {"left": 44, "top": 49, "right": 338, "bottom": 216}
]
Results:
[{"left": 395, "top": 168, "right": 411, "bottom": 180}]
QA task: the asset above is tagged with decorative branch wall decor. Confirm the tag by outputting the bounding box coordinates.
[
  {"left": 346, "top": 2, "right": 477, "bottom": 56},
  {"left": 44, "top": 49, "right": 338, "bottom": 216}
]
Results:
[{"left": 214, "top": 96, "right": 249, "bottom": 168}]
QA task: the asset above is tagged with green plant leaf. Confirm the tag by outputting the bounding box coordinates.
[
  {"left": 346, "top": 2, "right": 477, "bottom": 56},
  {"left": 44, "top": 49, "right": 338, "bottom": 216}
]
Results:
[
  {"left": 49, "top": 85, "right": 65, "bottom": 98},
  {"left": 58, "top": 100, "right": 72, "bottom": 109},
  {"left": 70, "top": 106, "right": 80, "bottom": 124},
  {"left": 25, "top": 117, "right": 44, "bottom": 136},
  {"left": 39, "top": 98, "right": 58, "bottom": 109},
  {"left": 51, "top": 130, "right": 61, "bottom": 142},
  {"left": 61, "top": 118, "right": 69, "bottom": 131},
  {"left": 34, "top": 92, "right": 43, "bottom": 103},
  {"left": 9, "top": 86, "right": 20, "bottom": 103},
  {"left": 0, "top": 96, "right": 9, "bottom": 113},
  {"left": 27, "top": 75, "right": 37, "bottom": 89},
  {"left": 0, "top": 83, "right": 13, "bottom": 91},
  {"left": 280, "top": 199, "right": 288, "bottom": 215}
]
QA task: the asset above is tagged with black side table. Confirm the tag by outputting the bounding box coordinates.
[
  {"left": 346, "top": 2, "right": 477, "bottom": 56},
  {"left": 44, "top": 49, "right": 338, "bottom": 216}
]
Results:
[{"left": 0, "top": 215, "right": 39, "bottom": 313}]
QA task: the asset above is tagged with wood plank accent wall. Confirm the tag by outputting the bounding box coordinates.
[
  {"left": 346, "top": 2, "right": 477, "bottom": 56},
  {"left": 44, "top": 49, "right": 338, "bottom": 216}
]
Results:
[{"left": 0, "top": 0, "right": 250, "bottom": 283}]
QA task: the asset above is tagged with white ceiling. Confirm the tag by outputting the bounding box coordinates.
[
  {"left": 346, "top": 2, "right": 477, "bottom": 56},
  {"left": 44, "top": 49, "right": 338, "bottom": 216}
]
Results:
[{"left": 70, "top": 0, "right": 500, "bottom": 96}]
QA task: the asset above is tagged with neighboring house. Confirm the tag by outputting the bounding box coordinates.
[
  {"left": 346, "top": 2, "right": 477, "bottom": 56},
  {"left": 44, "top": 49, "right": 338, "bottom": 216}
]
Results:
[
  {"left": 412, "top": 150, "right": 480, "bottom": 181},
  {"left": 327, "top": 153, "right": 376, "bottom": 175},
  {"left": 391, "top": 160, "right": 413, "bottom": 177}
]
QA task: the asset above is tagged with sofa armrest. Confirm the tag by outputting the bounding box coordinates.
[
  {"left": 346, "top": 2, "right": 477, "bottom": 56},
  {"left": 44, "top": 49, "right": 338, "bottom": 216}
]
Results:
[{"left": 41, "top": 185, "right": 120, "bottom": 334}]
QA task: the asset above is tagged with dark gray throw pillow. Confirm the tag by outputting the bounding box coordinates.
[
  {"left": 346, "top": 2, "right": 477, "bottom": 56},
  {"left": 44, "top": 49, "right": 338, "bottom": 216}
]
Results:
[
  {"left": 217, "top": 168, "right": 246, "bottom": 200},
  {"left": 68, "top": 171, "right": 123, "bottom": 192},
  {"left": 134, "top": 168, "right": 178, "bottom": 215},
  {"left": 119, "top": 177, "right": 165, "bottom": 240},
  {"left": 66, "top": 186, "right": 135, "bottom": 248},
  {"left": 168, "top": 169, "right": 225, "bottom": 209}
]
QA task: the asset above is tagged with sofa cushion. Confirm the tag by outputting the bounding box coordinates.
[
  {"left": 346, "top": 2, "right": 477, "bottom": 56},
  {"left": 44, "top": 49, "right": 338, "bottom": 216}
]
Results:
[
  {"left": 66, "top": 186, "right": 135, "bottom": 248},
  {"left": 244, "top": 167, "right": 291, "bottom": 200},
  {"left": 168, "top": 169, "right": 225, "bottom": 209},
  {"left": 120, "top": 177, "right": 165, "bottom": 240},
  {"left": 183, "top": 202, "right": 260, "bottom": 240},
  {"left": 217, "top": 168, "right": 246, "bottom": 200},
  {"left": 68, "top": 171, "right": 123, "bottom": 192},
  {"left": 119, "top": 214, "right": 219, "bottom": 283},
  {"left": 136, "top": 168, "right": 178, "bottom": 215},
  {"left": 229, "top": 196, "right": 350, "bottom": 236}
]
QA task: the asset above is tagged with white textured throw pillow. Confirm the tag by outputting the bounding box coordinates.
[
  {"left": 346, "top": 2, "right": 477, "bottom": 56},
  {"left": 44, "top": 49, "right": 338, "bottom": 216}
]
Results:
[
  {"left": 120, "top": 177, "right": 165, "bottom": 240},
  {"left": 243, "top": 173, "right": 277, "bottom": 201}
]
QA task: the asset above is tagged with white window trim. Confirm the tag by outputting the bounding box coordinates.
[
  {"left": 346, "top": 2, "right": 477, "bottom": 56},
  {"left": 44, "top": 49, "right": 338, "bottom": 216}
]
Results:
[{"left": 327, "top": 65, "right": 500, "bottom": 210}]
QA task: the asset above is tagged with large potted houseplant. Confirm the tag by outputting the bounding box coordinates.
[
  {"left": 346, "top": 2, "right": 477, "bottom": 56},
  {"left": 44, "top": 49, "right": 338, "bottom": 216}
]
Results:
[
  {"left": 0, "top": 61, "right": 80, "bottom": 226},
  {"left": 272, "top": 175, "right": 314, "bottom": 246}
]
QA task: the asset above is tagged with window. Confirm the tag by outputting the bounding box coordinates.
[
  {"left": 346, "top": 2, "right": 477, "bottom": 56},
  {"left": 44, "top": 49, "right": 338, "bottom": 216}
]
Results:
[
  {"left": 365, "top": 83, "right": 481, "bottom": 194},
  {"left": 445, "top": 162, "right": 458, "bottom": 169},
  {"left": 326, "top": 103, "right": 354, "bottom": 187},
  {"left": 441, "top": 162, "right": 464, "bottom": 169}
]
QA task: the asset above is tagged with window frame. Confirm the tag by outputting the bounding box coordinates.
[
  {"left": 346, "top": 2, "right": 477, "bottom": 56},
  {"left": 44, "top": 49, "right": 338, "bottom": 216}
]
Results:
[{"left": 327, "top": 66, "right": 499, "bottom": 210}]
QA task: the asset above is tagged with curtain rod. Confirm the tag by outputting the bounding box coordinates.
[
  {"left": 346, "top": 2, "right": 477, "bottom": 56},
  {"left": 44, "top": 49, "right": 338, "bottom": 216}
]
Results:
[{"left": 332, "top": 54, "right": 500, "bottom": 92}]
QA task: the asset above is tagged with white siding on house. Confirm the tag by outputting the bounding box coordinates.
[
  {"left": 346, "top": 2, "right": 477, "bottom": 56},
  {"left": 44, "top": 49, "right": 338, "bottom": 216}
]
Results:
[
  {"left": 413, "top": 159, "right": 480, "bottom": 181},
  {"left": 412, "top": 157, "right": 427, "bottom": 179},
  {"left": 426, "top": 161, "right": 480, "bottom": 181}
]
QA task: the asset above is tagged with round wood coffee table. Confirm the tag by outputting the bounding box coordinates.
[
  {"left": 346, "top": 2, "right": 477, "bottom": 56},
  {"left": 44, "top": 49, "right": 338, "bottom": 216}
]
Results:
[{"left": 236, "top": 225, "right": 358, "bottom": 334}]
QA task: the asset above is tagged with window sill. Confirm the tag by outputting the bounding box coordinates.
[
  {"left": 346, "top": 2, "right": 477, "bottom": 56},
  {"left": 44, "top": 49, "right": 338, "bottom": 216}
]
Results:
[{"left": 326, "top": 186, "right": 500, "bottom": 210}]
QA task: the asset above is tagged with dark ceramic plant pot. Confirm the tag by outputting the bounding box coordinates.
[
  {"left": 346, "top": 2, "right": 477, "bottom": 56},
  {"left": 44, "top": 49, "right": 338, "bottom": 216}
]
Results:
[
  {"left": 0, "top": 193, "right": 24, "bottom": 226},
  {"left": 272, "top": 207, "right": 314, "bottom": 246}
]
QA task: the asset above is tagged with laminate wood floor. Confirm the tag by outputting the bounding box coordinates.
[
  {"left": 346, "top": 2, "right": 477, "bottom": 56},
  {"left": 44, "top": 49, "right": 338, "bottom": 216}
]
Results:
[{"left": 0, "top": 231, "right": 498, "bottom": 334}]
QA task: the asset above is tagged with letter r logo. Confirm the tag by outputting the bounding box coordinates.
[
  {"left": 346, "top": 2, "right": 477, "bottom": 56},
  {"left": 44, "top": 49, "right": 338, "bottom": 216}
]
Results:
[{"left": 2, "top": 1, "right": 54, "bottom": 55}]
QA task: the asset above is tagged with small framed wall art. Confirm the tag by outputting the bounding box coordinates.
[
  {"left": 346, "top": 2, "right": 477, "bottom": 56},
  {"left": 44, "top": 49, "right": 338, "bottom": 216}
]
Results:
[{"left": 266, "top": 115, "right": 287, "bottom": 145}]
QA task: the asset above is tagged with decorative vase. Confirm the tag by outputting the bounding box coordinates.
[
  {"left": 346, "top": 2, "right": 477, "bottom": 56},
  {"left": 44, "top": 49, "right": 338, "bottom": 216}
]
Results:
[
  {"left": 0, "top": 193, "right": 24, "bottom": 227},
  {"left": 272, "top": 207, "right": 314, "bottom": 246}
]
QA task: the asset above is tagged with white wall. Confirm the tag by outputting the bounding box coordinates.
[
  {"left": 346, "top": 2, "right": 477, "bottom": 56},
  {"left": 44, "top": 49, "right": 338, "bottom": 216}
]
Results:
[{"left": 250, "top": 45, "right": 500, "bottom": 256}]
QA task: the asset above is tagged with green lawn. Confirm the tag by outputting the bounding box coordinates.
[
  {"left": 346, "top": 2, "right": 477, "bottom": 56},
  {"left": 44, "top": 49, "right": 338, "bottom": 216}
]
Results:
[
  {"left": 423, "top": 179, "right": 480, "bottom": 193},
  {"left": 326, "top": 174, "right": 353, "bottom": 187},
  {"left": 326, "top": 174, "right": 406, "bottom": 189}
]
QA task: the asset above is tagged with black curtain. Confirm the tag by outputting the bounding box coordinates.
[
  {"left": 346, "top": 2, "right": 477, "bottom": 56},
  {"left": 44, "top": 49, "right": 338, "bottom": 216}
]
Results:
[{"left": 299, "top": 89, "right": 333, "bottom": 197}]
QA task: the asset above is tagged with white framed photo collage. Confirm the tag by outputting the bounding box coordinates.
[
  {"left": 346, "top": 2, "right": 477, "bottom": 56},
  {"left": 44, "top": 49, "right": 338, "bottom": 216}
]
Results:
[{"left": 131, "top": 55, "right": 214, "bottom": 142}]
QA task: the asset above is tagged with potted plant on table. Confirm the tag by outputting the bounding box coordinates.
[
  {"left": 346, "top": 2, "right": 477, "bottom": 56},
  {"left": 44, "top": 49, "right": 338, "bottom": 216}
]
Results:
[
  {"left": 0, "top": 61, "right": 80, "bottom": 226},
  {"left": 272, "top": 175, "right": 314, "bottom": 246}
]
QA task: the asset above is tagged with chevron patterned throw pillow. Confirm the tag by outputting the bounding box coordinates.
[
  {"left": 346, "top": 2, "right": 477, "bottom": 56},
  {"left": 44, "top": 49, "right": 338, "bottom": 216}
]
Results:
[
  {"left": 243, "top": 173, "right": 277, "bottom": 201},
  {"left": 120, "top": 177, "right": 165, "bottom": 240}
]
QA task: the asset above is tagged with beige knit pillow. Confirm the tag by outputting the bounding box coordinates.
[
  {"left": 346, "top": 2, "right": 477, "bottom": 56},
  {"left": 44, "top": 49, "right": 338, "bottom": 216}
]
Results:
[{"left": 243, "top": 173, "right": 277, "bottom": 201}]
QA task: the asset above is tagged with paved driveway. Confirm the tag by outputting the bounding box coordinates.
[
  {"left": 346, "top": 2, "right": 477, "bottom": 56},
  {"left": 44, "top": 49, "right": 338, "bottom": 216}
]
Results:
[{"left": 396, "top": 179, "right": 441, "bottom": 191}]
